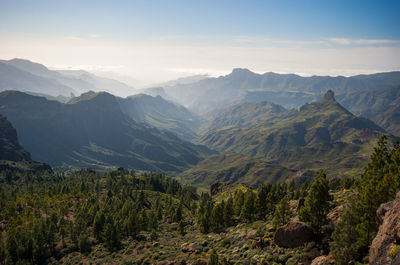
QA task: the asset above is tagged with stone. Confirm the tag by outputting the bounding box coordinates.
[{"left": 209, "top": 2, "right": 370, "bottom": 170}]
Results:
[
  {"left": 369, "top": 191, "right": 400, "bottom": 265},
  {"left": 311, "top": 255, "right": 335, "bottom": 265},
  {"left": 274, "top": 220, "right": 315, "bottom": 248}
]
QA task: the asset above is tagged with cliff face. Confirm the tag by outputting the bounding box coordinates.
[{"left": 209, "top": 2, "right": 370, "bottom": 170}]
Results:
[
  {"left": 0, "top": 114, "right": 31, "bottom": 161},
  {"left": 369, "top": 191, "right": 400, "bottom": 265}
]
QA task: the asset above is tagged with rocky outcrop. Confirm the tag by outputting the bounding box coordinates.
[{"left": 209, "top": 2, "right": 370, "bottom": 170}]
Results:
[
  {"left": 274, "top": 220, "right": 315, "bottom": 248},
  {"left": 327, "top": 205, "right": 343, "bottom": 228},
  {"left": 0, "top": 114, "right": 31, "bottom": 161},
  {"left": 369, "top": 191, "right": 400, "bottom": 265},
  {"left": 311, "top": 255, "right": 335, "bottom": 265},
  {"left": 210, "top": 180, "right": 231, "bottom": 196}
]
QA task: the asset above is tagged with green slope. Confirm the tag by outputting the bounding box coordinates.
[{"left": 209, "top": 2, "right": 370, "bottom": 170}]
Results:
[
  {"left": 200, "top": 101, "right": 286, "bottom": 133},
  {"left": 118, "top": 94, "right": 203, "bottom": 141},
  {"left": 179, "top": 153, "right": 298, "bottom": 188},
  {"left": 199, "top": 91, "right": 391, "bottom": 177}
]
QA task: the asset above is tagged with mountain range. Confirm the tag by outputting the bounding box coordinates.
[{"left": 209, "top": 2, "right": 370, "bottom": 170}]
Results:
[
  {"left": 144, "top": 68, "right": 400, "bottom": 137},
  {"left": 0, "top": 91, "right": 211, "bottom": 173},
  {"left": 1, "top": 58, "right": 400, "bottom": 186},
  {"left": 196, "top": 90, "right": 392, "bottom": 178},
  {"left": 0, "top": 58, "right": 136, "bottom": 97}
]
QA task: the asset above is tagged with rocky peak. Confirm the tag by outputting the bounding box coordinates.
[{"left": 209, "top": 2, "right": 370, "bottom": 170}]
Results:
[{"left": 323, "top": 90, "right": 335, "bottom": 101}]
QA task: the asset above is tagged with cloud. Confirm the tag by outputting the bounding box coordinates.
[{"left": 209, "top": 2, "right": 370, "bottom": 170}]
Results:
[{"left": 329, "top": 38, "right": 398, "bottom": 45}]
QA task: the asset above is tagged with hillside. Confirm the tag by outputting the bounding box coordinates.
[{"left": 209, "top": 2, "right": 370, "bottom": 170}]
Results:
[
  {"left": 199, "top": 90, "right": 389, "bottom": 176},
  {"left": 0, "top": 91, "right": 211, "bottom": 173},
  {"left": 0, "top": 61, "right": 76, "bottom": 96},
  {"left": 0, "top": 114, "right": 31, "bottom": 162},
  {"left": 118, "top": 94, "right": 203, "bottom": 141},
  {"left": 200, "top": 101, "right": 287, "bottom": 133},
  {"left": 178, "top": 153, "right": 299, "bottom": 188},
  {"left": 0, "top": 114, "right": 51, "bottom": 172},
  {"left": 337, "top": 86, "right": 400, "bottom": 137}
]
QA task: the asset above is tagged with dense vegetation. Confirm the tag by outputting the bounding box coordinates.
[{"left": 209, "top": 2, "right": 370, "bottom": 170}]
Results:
[{"left": 0, "top": 169, "right": 199, "bottom": 264}]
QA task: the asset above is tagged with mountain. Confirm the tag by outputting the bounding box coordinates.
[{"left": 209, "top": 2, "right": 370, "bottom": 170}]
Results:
[
  {"left": 58, "top": 69, "right": 137, "bottom": 96},
  {"left": 146, "top": 74, "right": 210, "bottom": 88},
  {"left": 0, "top": 114, "right": 51, "bottom": 172},
  {"left": 0, "top": 61, "right": 77, "bottom": 96},
  {"left": 0, "top": 114, "right": 31, "bottom": 162},
  {"left": 160, "top": 69, "right": 400, "bottom": 115},
  {"left": 118, "top": 94, "right": 203, "bottom": 141},
  {"left": 337, "top": 86, "right": 400, "bottom": 137},
  {"left": 178, "top": 153, "right": 299, "bottom": 188},
  {"left": 0, "top": 91, "right": 211, "bottom": 173},
  {"left": 198, "top": 90, "right": 390, "bottom": 176},
  {"left": 200, "top": 101, "right": 287, "bottom": 133},
  {"left": 0, "top": 58, "right": 136, "bottom": 97}
]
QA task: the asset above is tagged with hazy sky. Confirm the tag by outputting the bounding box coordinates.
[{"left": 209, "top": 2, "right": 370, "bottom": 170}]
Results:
[{"left": 1, "top": 0, "right": 400, "bottom": 86}]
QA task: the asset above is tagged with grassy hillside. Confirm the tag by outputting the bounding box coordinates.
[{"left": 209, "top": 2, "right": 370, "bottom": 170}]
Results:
[
  {"left": 337, "top": 85, "right": 400, "bottom": 137},
  {"left": 200, "top": 101, "right": 287, "bottom": 133},
  {"left": 118, "top": 94, "right": 203, "bottom": 141},
  {"left": 199, "top": 91, "right": 390, "bottom": 177},
  {"left": 179, "top": 153, "right": 298, "bottom": 188}
]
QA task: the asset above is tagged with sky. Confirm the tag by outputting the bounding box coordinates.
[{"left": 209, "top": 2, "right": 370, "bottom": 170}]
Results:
[{"left": 0, "top": 0, "right": 400, "bottom": 86}]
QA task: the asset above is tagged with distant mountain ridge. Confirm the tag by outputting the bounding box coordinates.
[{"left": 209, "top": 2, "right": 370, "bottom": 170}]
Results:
[
  {"left": 0, "top": 90, "right": 212, "bottom": 173},
  {"left": 0, "top": 58, "right": 136, "bottom": 97},
  {"left": 158, "top": 69, "right": 400, "bottom": 126}
]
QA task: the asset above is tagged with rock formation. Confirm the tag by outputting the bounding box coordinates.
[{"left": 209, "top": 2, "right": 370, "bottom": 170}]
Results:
[{"left": 369, "top": 191, "right": 400, "bottom": 265}]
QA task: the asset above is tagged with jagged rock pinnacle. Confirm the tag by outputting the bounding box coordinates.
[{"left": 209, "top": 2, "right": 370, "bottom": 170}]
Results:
[{"left": 323, "top": 90, "right": 335, "bottom": 100}]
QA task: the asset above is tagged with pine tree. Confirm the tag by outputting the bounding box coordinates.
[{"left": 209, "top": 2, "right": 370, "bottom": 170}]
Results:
[
  {"left": 298, "top": 171, "right": 331, "bottom": 233},
  {"left": 255, "top": 184, "right": 270, "bottom": 220},
  {"left": 93, "top": 211, "right": 105, "bottom": 241},
  {"left": 233, "top": 190, "right": 244, "bottom": 216},
  {"left": 104, "top": 217, "right": 119, "bottom": 250},
  {"left": 208, "top": 249, "right": 219, "bottom": 265},
  {"left": 272, "top": 195, "right": 291, "bottom": 228},
  {"left": 240, "top": 190, "right": 256, "bottom": 223},
  {"left": 223, "top": 197, "right": 234, "bottom": 227},
  {"left": 331, "top": 194, "right": 362, "bottom": 265}
]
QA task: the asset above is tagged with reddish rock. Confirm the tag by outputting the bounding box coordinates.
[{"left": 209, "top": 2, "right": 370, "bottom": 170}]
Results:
[
  {"left": 210, "top": 180, "right": 230, "bottom": 196},
  {"left": 191, "top": 259, "right": 207, "bottom": 265},
  {"left": 245, "top": 229, "right": 257, "bottom": 240},
  {"left": 232, "top": 247, "right": 240, "bottom": 254},
  {"left": 274, "top": 220, "right": 315, "bottom": 248},
  {"left": 311, "top": 255, "right": 335, "bottom": 265},
  {"left": 327, "top": 205, "right": 343, "bottom": 228},
  {"left": 369, "top": 191, "right": 400, "bottom": 265}
]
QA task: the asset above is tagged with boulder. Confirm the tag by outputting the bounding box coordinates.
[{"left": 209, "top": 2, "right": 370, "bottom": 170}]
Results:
[
  {"left": 274, "top": 220, "right": 315, "bottom": 248},
  {"left": 327, "top": 205, "right": 343, "bottom": 228},
  {"left": 311, "top": 255, "right": 335, "bottom": 265},
  {"left": 369, "top": 191, "right": 400, "bottom": 265}
]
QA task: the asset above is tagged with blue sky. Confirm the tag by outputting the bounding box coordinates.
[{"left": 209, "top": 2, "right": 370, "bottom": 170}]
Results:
[{"left": 1, "top": 0, "right": 399, "bottom": 85}]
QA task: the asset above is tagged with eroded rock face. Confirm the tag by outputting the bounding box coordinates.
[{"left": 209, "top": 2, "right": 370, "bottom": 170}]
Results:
[
  {"left": 274, "top": 220, "right": 315, "bottom": 248},
  {"left": 210, "top": 180, "right": 231, "bottom": 196},
  {"left": 369, "top": 191, "right": 400, "bottom": 265}
]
